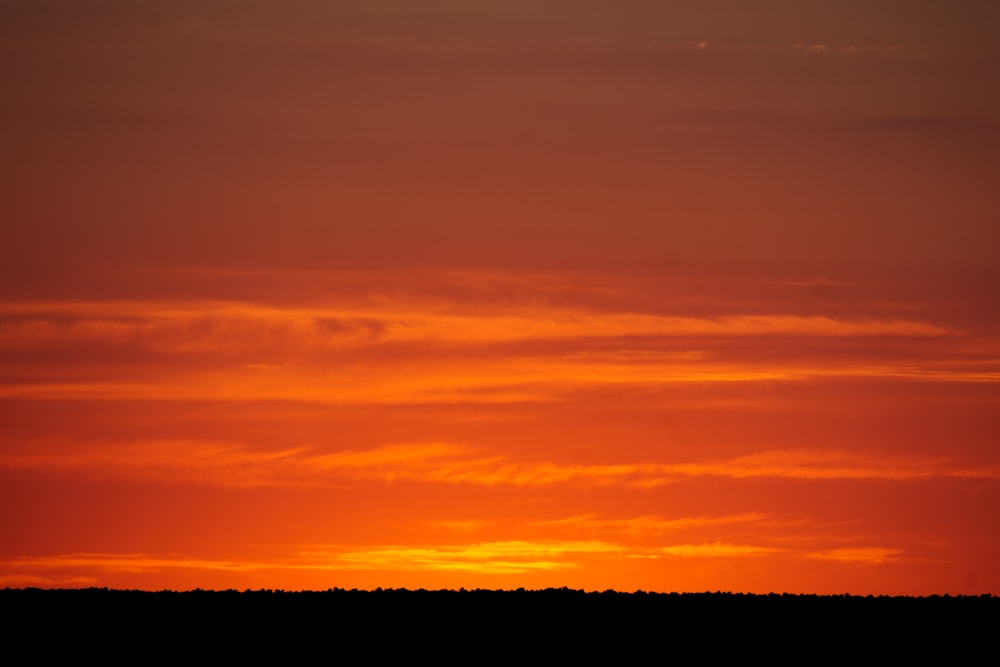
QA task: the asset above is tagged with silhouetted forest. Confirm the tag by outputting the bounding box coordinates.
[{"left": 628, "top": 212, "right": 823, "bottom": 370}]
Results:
[{"left": 4, "top": 587, "right": 996, "bottom": 659}]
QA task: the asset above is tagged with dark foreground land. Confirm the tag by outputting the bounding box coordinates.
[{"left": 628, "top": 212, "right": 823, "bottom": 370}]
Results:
[{"left": 4, "top": 587, "right": 997, "bottom": 658}]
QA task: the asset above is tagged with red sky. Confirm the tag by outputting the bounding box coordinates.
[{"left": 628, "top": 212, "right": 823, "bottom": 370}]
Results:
[{"left": 2, "top": 0, "right": 999, "bottom": 594}]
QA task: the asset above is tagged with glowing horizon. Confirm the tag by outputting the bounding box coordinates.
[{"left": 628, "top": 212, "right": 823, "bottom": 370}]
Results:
[{"left": 2, "top": 1, "right": 998, "bottom": 594}]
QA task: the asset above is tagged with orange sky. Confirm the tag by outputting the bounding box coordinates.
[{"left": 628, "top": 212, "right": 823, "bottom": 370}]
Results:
[{"left": 2, "top": 1, "right": 999, "bottom": 594}]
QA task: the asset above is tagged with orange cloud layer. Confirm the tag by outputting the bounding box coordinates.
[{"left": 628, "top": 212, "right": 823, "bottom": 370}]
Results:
[
  {"left": 2, "top": 293, "right": 988, "bottom": 407},
  {"left": 0, "top": 538, "right": 908, "bottom": 586},
  {"left": 0, "top": 299, "right": 956, "bottom": 339},
  {"left": 530, "top": 513, "right": 769, "bottom": 536},
  {"left": 3, "top": 440, "right": 995, "bottom": 488},
  {"left": 806, "top": 548, "right": 906, "bottom": 564}
]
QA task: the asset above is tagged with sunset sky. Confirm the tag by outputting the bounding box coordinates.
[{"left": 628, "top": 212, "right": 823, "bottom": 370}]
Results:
[{"left": 2, "top": 0, "right": 999, "bottom": 594}]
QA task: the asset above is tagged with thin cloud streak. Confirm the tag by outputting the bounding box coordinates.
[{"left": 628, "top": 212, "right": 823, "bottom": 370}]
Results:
[
  {"left": 1, "top": 363, "right": 994, "bottom": 405},
  {"left": 3, "top": 441, "right": 996, "bottom": 488},
  {"left": 0, "top": 301, "right": 955, "bottom": 348},
  {"left": 530, "top": 513, "right": 769, "bottom": 536},
  {"left": 2, "top": 295, "right": 987, "bottom": 406},
  {"left": 5, "top": 539, "right": 904, "bottom": 584},
  {"left": 658, "top": 41, "right": 904, "bottom": 56},
  {"left": 0, "top": 539, "right": 792, "bottom": 580},
  {"left": 1, "top": 553, "right": 273, "bottom": 574},
  {"left": 311, "top": 541, "right": 623, "bottom": 574},
  {"left": 806, "top": 548, "right": 906, "bottom": 564},
  {"left": 655, "top": 543, "right": 783, "bottom": 558}
]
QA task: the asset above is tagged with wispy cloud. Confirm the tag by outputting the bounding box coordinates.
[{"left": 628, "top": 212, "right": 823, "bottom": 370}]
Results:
[
  {"left": 0, "top": 543, "right": 621, "bottom": 579},
  {"left": 0, "top": 573, "right": 99, "bottom": 588},
  {"left": 530, "top": 513, "right": 768, "bottom": 536},
  {"left": 0, "top": 553, "right": 274, "bottom": 574},
  {"left": 806, "top": 547, "right": 905, "bottom": 564},
  {"left": 303, "top": 444, "right": 1000, "bottom": 486},
  {"left": 0, "top": 302, "right": 954, "bottom": 349},
  {"left": 1, "top": 296, "right": 979, "bottom": 405},
  {"left": 654, "top": 41, "right": 903, "bottom": 57},
  {"left": 656, "top": 543, "right": 782, "bottom": 558},
  {"left": 0, "top": 538, "right": 790, "bottom": 582},
  {"left": 669, "top": 449, "right": 1000, "bottom": 482},
  {"left": 3, "top": 440, "right": 996, "bottom": 488},
  {"left": 309, "top": 541, "right": 623, "bottom": 574}
]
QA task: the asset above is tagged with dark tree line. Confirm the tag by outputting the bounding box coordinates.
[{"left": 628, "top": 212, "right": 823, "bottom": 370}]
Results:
[{"left": 3, "top": 587, "right": 995, "bottom": 660}]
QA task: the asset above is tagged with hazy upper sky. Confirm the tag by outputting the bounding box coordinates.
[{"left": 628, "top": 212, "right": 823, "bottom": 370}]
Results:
[{"left": 1, "top": 1, "right": 998, "bottom": 593}]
